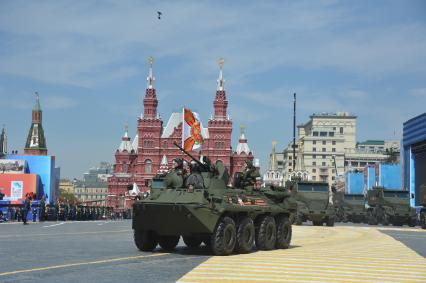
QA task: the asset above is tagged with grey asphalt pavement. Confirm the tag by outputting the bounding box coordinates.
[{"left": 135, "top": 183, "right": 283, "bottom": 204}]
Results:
[
  {"left": 1, "top": 221, "right": 425, "bottom": 283},
  {"left": 0, "top": 220, "right": 211, "bottom": 283}
]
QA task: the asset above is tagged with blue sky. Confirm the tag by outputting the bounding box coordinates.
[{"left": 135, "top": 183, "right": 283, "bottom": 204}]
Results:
[{"left": 1, "top": 0, "right": 425, "bottom": 179}]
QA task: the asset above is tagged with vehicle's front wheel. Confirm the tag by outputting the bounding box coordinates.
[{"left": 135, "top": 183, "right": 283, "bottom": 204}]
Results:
[
  {"left": 211, "top": 216, "right": 236, "bottom": 256},
  {"left": 275, "top": 215, "right": 291, "bottom": 249},
  {"left": 134, "top": 230, "right": 158, "bottom": 251},
  {"left": 255, "top": 215, "right": 276, "bottom": 250},
  {"left": 183, "top": 236, "right": 203, "bottom": 249},
  {"left": 158, "top": 235, "right": 180, "bottom": 251}
]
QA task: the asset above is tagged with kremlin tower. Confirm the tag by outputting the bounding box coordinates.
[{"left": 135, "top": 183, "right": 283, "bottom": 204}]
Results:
[
  {"left": 24, "top": 93, "right": 48, "bottom": 155},
  {"left": 107, "top": 58, "right": 255, "bottom": 210}
]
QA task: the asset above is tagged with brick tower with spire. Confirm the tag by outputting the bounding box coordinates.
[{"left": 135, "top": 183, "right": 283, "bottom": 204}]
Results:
[
  {"left": 107, "top": 57, "right": 255, "bottom": 210},
  {"left": 204, "top": 58, "right": 233, "bottom": 169},
  {"left": 232, "top": 125, "right": 254, "bottom": 174},
  {"left": 24, "top": 92, "right": 47, "bottom": 155}
]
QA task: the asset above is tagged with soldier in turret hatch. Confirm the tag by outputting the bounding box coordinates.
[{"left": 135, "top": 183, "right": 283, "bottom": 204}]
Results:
[
  {"left": 165, "top": 158, "right": 185, "bottom": 188},
  {"left": 242, "top": 160, "right": 260, "bottom": 190},
  {"left": 185, "top": 161, "right": 204, "bottom": 190},
  {"left": 172, "top": 158, "right": 184, "bottom": 174}
]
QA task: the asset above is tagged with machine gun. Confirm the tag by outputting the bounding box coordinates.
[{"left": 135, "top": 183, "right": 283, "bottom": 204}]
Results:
[{"left": 173, "top": 141, "right": 210, "bottom": 172}]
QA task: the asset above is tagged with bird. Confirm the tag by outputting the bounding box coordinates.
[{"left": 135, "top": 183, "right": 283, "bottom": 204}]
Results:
[{"left": 157, "top": 11, "right": 162, "bottom": 20}]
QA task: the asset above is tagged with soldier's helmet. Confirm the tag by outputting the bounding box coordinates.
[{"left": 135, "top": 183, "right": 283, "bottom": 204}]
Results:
[
  {"left": 173, "top": 158, "right": 183, "bottom": 169},
  {"left": 245, "top": 160, "right": 253, "bottom": 168}
]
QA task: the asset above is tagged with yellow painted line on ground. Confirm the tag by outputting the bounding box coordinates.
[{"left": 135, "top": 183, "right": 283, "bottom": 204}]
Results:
[
  {"left": 192, "top": 265, "right": 426, "bottom": 280},
  {"left": 197, "top": 263, "right": 424, "bottom": 276},
  {"left": 0, "top": 229, "right": 132, "bottom": 239},
  {"left": 377, "top": 227, "right": 426, "bottom": 233},
  {"left": 185, "top": 269, "right": 426, "bottom": 282},
  {"left": 178, "top": 226, "right": 426, "bottom": 283},
  {"left": 0, "top": 253, "right": 168, "bottom": 277}
]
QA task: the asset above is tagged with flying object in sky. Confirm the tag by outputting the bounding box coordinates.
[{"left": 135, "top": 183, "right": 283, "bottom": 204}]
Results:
[{"left": 157, "top": 11, "right": 162, "bottom": 20}]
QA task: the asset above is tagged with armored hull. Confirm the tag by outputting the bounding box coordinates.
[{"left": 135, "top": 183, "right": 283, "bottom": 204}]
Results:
[
  {"left": 291, "top": 181, "right": 335, "bottom": 226},
  {"left": 367, "top": 187, "right": 417, "bottom": 227},
  {"left": 132, "top": 166, "right": 295, "bottom": 255}
]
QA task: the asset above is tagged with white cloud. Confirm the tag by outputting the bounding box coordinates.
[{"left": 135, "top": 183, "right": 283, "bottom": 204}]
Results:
[
  {"left": 410, "top": 88, "right": 426, "bottom": 97},
  {"left": 0, "top": 1, "right": 425, "bottom": 88}
]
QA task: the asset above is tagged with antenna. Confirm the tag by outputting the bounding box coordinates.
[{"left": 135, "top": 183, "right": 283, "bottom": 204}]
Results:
[{"left": 293, "top": 93, "right": 296, "bottom": 171}]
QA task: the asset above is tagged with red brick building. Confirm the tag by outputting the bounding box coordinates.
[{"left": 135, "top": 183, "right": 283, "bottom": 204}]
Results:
[{"left": 107, "top": 59, "right": 254, "bottom": 209}]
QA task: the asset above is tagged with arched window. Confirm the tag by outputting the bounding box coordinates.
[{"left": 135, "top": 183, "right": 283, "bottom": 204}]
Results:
[{"left": 144, "top": 159, "right": 152, "bottom": 173}]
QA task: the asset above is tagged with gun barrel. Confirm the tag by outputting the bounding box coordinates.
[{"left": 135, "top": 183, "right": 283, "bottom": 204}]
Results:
[{"left": 173, "top": 142, "right": 207, "bottom": 170}]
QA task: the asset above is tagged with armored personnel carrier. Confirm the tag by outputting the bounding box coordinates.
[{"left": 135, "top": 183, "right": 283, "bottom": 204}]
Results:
[
  {"left": 132, "top": 143, "right": 295, "bottom": 256},
  {"left": 341, "top": 194, "right": 367, "bottom": 223},
  {"left": 366, "top": 186, "right": 417, "bottom": 226},
  {"left": 333, "top": 192, "right": 366, "bottom": 223},
  {"left": 290, "top": 180, "right": 335, "bottom": 226},
  {"left": 418, "top": 184, "right": 426, "bottom": 229}
]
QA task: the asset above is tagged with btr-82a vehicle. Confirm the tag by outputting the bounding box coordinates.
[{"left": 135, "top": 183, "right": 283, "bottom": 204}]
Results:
[
  {"left": 333, "top": 191, "right": 366, "bottom": 223},
  {"left": 366, "top": 186, "right": 417, "bottom": 227},
  {"left": 289, "top": 180, "right": 335, "bottom": 226},
  {"left": 132, "top": 143, "right": 296, "bottom": 256}
]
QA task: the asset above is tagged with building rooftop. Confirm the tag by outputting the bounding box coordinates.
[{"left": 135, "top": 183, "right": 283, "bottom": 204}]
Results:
[
  {"left": 357, "top": 140, "right": 385, "bottom": 146},
  {"left": 310, "top": 112, "right": 357, "bottom": 119}
]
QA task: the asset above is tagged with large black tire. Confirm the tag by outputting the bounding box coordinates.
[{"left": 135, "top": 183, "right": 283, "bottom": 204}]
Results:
[
  {"left": 134, "top": 230, "right": 158, "bottom": 251},
  {"left": 211, "top": 216, "right": 236, "bottom": 256},
  {"left": 326, "top": 216, "right": 335, "bottom": 227},
  {"left": 183, "top": 236, "right": 203, "bottom": 248},
  {"left": 420, "top": 212, "right": 426, "bottom": 229},
  {"left": 408, "top": 217, "right": 417, "bottom": 228},
  {"left": 312, "top": 220, "right": 323, "bottom": 226},
  {"left": 295, "top": 213, "right": 303, "bottom": 226},
  {"left": 158, "top": 235, "right": 180, "bottom": 251},
  {"left": 382, "top": 214, "right": 390, "bottom": 226},
  {"left": 275, "top": 215, "right": 291, "bottom": 249},
  {"left": 235, "top": 217, "right": 255, "bottom": 254},
  {"left": 255, "top": 215, "right": 276, "bottom": 251},
  {"left": 367, "top": 211, "right": 378, "bottom": 225}
]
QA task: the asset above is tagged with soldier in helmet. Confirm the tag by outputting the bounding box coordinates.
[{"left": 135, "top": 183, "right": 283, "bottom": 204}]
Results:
[
  {"left": 165, "top": 158, "right": 185, "bottom": 188},
  {"left": 241, "top": 160, "right": 260, "bottom": 191}
]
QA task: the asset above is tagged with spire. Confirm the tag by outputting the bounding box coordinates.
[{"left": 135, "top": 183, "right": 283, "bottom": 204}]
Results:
[
  {"left": 123, "top": 121, "right": 129, "bottom": 139},
  {"left": 143, "top": 56, "right": 159, "bottom": 119},
  {"left": 0, "top": 125, "right": 7, "bottom": 156},
  {"left": 146, "top": 56, "right": 155, "bottom": 89},
  {"left": 34, "top": 92, "right": 41, "bottom": 111},
  {"left": 269, "top": 140, "right": 277, "bottom": 171},
  {"left": 217, "top": 58, "right": 225, "bottom": 91},
  {"left": 235, "top": 125, "right": 251, "bottom": 155},
  {"left": 157, "top": 155, "right": 169, "bottom": 174},
  {"left": 239, "top": 125, "right": 247, "bottom": 142},
  {"left": 118, "top": 122, "right": 132, "bottom": 152},
  {"left": 212, "top": 58, "right": 229, "bottom": 120},
  {"left": 25, "top": 92, "right": 47, "bottom": 155}
]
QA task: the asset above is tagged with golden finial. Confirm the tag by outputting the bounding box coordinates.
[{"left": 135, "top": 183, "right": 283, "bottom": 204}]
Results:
[
  {"left": 148, "top": 56, "right": 154, "bottom": 66},
  {"left": 272, "top": 140, "right": 277, "bottom": 147},
  {"left": 218, "top": 58, "right": 224, "bottom": 69},
  {"left": 240, "top": 124, "right": 245, "bottom": 134}
]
